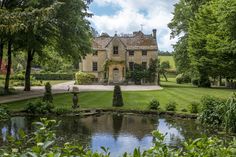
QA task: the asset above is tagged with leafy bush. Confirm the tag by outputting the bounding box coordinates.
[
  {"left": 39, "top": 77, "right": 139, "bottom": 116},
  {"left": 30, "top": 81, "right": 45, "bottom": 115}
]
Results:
[
  {"left": 130, "top": 64, "right": 148, "bottom": 85},
  {"left": 0, "top": 107, "right": 10, "bottom": 120},
  {"left": 54, "top": 108, "right": 71, "bottom": 115},
  {"left": 32, "top": 73, "right": 74, "bottom": 80},
  {"left": 1, "top": 119, "right": 235, "bottom": 157},
  {"left": 181, "top": 108, "right": 188, "bottom": 112},
  {"left": 191, "top": 78, "right": 200, "bottom": 86},
  {"left": 176, "top": 73, "right": 191, "bottom": 84},
  {"left": 13, "top": 73, "right": 25, "bottom": 80},
  {"left": 112, "top": 85, "right": 124, "bottom": 107},
  {"left": 43, "top": 82, "right": 53, "bottom": 103},
  {"left": 199, "top": 94, "right": 236, "bottom": 133},
  {"left": 26, "top": 101, "right": 54, "bottom": 114},
  {"left": 199, "top": 96, "right": 225, "bottom": 127},
  {"left": 224, "top": 93, "right": 236, "bottom": 133},
  {"left": 199, "top": 75, "right": 211, "bottom": 87},
  {"left": 11, "top": 80, "right": 43, "bottom": 86},
  {"left": 148, "top": 99, "right": 160, "bottom": 110},
  {"left": 165, "top": 101, "right": 177, "bottom": 111},
  {"left": 75, "top": 71, "right": 96, "bottom": 85},
  {"left": 189, "top": 102, "right": 200, "bottom": 113}
]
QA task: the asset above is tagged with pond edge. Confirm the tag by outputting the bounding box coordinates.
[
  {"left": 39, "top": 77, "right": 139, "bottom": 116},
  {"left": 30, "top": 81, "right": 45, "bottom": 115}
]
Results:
[{"left": 10, "top": 109, "right": 198, "bottom": 119}]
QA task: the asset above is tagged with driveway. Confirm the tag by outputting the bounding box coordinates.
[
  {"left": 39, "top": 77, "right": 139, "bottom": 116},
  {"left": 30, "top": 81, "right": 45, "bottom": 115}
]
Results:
[{"left": 0, "top": 81, "right": 162, "bottom": 104}]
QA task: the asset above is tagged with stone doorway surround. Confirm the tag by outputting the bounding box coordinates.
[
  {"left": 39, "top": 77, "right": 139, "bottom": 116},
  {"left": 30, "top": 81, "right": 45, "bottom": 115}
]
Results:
[
  {"left": 108, "top": 63, "right": 125, "bottom": 83},
  {"left": 113, "top": 68, "right": 120, "bottom": 83}
]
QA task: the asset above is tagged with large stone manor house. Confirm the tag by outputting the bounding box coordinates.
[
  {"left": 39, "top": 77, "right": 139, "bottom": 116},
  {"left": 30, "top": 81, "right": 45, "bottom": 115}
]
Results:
[{"left": 79, "top": 29, "right": 158, "bottom": 84}]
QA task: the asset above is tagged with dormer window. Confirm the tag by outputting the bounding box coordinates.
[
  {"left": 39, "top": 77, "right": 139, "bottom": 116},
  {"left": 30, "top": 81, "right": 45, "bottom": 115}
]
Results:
[
  {"left": 113, "top": 46, "right": 118, "bottom": 55},
  {"left": 129, "top": 51, "right": 134, "bottom": 56}
]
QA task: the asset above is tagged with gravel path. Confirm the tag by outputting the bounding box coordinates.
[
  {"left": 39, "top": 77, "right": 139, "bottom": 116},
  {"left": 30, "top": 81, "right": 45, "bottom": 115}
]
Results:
[{"left": 0, "top": 81, "right": 162, "bottom": 104}]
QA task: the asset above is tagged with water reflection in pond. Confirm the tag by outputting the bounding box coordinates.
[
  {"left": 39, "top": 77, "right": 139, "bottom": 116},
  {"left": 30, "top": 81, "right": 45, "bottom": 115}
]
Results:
[{"left": 0, "top": 113, "right": 222, "bottom": 156}]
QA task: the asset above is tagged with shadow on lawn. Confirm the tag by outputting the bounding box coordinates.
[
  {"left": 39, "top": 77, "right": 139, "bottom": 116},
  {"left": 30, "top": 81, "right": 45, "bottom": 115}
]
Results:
[
  {"left": 161, "top": 82, "right": 236, "bottom": 91},
  {"left": 161, "top": 84, "right": 196, "bottom": 89}
]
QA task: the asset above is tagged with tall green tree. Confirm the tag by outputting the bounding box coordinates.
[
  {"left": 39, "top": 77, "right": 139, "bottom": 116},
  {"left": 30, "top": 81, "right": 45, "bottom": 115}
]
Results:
[
  {"left": 168, "top": 0, "right": 210, "bottom": 74},
  {"left": 21, "top": 2, "right": 61, "bottom": 91},
  {"left": 55, "top": 0, "right": 93, "bottom": 63},
  {"left": 188, "top": 0, "right": 236, "bottom": 87},
  {"left": 21, "top": 0, "right": 93, "bottom": 91},
  {"left": 159, "top": 61, "right": 170, "bottom": 82},
  {"left": 1, "top": 0, "right": 93, "bottom": 93},
  {"left": 0, "top": 4, "right": 26, "bottom": 93}
]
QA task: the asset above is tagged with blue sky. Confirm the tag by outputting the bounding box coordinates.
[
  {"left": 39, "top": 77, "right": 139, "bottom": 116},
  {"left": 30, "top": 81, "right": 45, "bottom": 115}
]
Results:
[{"left": 88, "top": 0, "right": 179, "bottom": 52}]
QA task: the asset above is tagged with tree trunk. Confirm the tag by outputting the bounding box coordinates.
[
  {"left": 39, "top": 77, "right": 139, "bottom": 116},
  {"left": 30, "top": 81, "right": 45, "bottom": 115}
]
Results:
[
  {"left": 4, "top": 40, "right": 12, "bottom": 94},
  {"left": 24, "top": 49, "right": 34, "bottom": 91},
  {"left": 157, "top": 72, "right": 160, "bottom": 85},
  {"left": 225, "top": 77, "right": 230, "bottom": 88},
  {"left": 163, "top": 73, "right": 168, "bottom": 82},
  {"left": 0, "top": 41, "right": 3, "bottom": 71},
  {"left": 218, "top": 75, "right": 222, "bottom": 86}
]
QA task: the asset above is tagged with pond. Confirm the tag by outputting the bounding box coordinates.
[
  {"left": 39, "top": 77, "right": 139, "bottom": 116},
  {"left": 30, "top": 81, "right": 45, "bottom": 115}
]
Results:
[{"left": 0, "top": 113, "right": 229, "bottom": 156}]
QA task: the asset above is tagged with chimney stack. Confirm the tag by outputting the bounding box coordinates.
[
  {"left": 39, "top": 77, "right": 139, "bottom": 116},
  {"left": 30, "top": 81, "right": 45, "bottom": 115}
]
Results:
[{"left": 152, "top": 29, "right": 157, "bottom": 40}]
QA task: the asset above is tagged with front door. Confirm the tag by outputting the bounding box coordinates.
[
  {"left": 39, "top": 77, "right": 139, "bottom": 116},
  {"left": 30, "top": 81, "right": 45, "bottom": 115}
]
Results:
[{"left": 113, "top": 68, "right": 119, "bottom": 83}]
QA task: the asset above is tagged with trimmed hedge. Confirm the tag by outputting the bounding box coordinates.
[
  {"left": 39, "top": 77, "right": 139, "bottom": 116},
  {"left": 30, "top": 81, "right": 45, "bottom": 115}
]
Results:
[
  {"left": 32, "top": 73, "right": 74, "bottom": 80},
  {"left": 75, "top": 71, "right": 96, "bottom": 85},
  {"left": 176, "top": 73, "right": 191, "bottom": 84}
]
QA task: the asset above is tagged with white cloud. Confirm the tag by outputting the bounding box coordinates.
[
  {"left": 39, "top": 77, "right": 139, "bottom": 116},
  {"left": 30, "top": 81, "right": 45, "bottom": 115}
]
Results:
[{"left": 89, "top": 0, "right": 179, "bottom": 51}]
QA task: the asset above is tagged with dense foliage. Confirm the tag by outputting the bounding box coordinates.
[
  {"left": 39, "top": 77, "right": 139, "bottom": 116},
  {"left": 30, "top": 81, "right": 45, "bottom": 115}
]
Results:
[
  {"left": 129, "top": 64, "right": 148, "bottom": 85},
  {"left": 199, "top": 94, "right": 236, "bottom": 133},
  {"left": 189, "top": 102, "right": 199, "bottom": 114},
  {"left": 159, "top": 61, "right": 171, "bottom": 82},
  {"left": 165, "top": 101, "right": 177, "bottom": 111},
  {"left": 148, "top": 99, "right": 160, "bottom": 110},
  {"left": 112, "top": 85, "right": 124, "bottom": 107},
  {"left": 127, "top": 59, "right": 158, "bottom": 85},
  {"left": 0, "top": 107, "right": 10, "bottom": 120},
  {"left": 75, "top": 71, "right": 96, "bottom": 85},
  {"left": 0, "top": 0, "right": 93, "bottom": 92},
  {"left": 0, "top": 118, "right": 235, "bottom": 156},
  {"left": 43, "top": 82, "right": 53, "bottom": 103},
  {"left": 26, "top": 101, "right": 54, "bottom": 114},
  {"left": 176, "top": 73, "right": 191, "bottom": 84},
  {"left": 224, "top": 93, "right": 236, "bottom": 133},
  {"left": 169, "top": 0, "right": 236, "bottom": 88},
  {"left": 199, "top": 96, "right": 225, "bottom": 127},
  {"left": 32, "top": 73, "right": 74, "bottom": 80}
]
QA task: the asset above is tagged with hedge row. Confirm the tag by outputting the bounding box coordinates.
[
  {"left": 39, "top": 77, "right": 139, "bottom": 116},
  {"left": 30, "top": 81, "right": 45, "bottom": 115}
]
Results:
[
  {"left": 32, "top": 73, "right": 74, "bottom": 80},
  {"left": 75, "top": 71, "right": 96, "bottom": 85},
  {"left": 0, "top": 74, "right": 25, "bottom": 80}
]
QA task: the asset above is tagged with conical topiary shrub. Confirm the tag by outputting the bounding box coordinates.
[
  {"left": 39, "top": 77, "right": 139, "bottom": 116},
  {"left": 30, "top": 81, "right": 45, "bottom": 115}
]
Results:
[
  {"left": 43, "top": 82, "right": 53, "bottom": 103},
  {"left": 112, "top": 85, "right": 124, "bottom": 107}
]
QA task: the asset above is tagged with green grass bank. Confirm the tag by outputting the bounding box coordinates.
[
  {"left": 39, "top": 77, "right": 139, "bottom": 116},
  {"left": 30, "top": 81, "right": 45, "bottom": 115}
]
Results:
[{"left": 3, "top": 79, "right": 235, "bottom": 113}]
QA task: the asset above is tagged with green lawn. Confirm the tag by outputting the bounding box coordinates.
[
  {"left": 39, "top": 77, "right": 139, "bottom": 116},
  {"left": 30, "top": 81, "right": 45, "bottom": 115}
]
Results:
[
  {"left": 159, "top": 56, "right": 175, "bottom": 69},
  {"left": 3, "top": 79, "right": 235, "bottom": 113}
]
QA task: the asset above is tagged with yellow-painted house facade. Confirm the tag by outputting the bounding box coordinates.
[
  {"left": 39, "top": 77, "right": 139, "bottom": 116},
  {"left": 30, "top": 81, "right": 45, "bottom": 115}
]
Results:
[{"left": 79, "top": 29, "right": 158, "bottom": 84}]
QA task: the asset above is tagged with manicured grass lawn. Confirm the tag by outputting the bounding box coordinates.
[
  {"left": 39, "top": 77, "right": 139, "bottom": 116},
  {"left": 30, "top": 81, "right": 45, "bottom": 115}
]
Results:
[
  {"left": 3, "top": 79, "right": 235, "bottom": 113},
  {"left": 159, "top": 56, "right": 175, "bottom": 69}
]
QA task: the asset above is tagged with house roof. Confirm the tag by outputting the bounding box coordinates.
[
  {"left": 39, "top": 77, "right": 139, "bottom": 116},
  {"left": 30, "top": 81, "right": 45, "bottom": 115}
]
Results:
[{"left": 93, "top": 31, "right": 158, "bottom": 51}]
